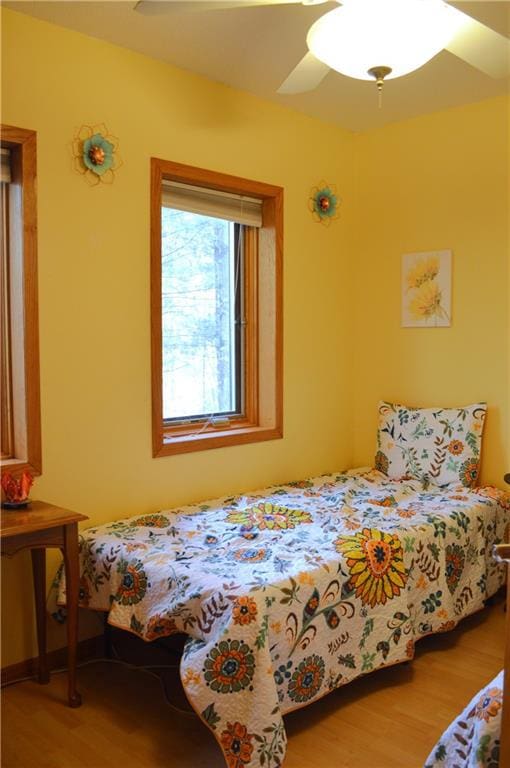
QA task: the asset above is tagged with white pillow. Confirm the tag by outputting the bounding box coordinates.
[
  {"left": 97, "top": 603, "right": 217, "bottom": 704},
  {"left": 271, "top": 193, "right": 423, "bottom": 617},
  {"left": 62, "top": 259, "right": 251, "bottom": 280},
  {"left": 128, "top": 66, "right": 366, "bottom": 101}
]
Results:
[{"left": 375, "top": 401, "right": 487, "bottom": 487}]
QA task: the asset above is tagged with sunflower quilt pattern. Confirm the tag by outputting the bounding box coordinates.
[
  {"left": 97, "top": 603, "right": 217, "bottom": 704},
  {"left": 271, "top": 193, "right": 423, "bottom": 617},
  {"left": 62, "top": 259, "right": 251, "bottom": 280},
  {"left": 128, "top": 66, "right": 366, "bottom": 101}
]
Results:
[
  {"left": 425, "top": 670, "right": 503, "bottom": 768},
  {"left": 59, "top": 469, "right": 509, "bottom": 768}
]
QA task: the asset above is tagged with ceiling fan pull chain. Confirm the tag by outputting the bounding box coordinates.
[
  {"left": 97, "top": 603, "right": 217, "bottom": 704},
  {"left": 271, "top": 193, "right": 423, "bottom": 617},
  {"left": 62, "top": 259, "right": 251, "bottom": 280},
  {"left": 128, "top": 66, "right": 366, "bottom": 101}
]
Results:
[{"left": 367, "top": 65, "right": 392, "bottom": 109}]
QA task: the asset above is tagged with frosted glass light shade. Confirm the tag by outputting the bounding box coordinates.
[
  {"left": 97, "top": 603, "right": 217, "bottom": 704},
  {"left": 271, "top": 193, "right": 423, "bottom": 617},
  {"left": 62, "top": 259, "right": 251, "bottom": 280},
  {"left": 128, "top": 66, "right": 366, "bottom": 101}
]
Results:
[{"left": 307, "top": 0, "right": 462, "bottom": 81}]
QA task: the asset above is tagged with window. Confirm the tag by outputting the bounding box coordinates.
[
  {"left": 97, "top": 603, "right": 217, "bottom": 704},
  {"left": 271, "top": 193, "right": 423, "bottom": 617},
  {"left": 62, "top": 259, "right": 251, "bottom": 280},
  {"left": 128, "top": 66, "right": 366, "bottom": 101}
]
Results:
[
  {"left": 162, "top": 209, "right": 245, "bottom": 423},
  {"left": 151, "top": 159, "right": 283, "bottom": 456},
  {"left": 0, "top": 126, "right": 41, "bottom": 474}
]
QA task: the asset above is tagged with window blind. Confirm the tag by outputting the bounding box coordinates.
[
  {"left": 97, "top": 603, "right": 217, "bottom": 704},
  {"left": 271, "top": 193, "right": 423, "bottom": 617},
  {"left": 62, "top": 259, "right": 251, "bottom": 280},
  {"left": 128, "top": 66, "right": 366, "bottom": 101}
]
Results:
[
  {"left": 1, "top": 149, "right": 11, "bottom": 184},
  {"left": 162, "top": 179, "right": 263, "bottom": 228},
  {"left": 1, "top": 182, "right": 13, "bottom": 459}
]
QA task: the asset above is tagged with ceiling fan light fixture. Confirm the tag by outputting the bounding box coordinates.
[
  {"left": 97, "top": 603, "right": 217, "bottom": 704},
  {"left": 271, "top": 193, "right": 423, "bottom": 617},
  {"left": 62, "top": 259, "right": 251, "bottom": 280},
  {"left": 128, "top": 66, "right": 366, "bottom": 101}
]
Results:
[{"left": 307, "top": 0, "right": 464, "bottom": 81}]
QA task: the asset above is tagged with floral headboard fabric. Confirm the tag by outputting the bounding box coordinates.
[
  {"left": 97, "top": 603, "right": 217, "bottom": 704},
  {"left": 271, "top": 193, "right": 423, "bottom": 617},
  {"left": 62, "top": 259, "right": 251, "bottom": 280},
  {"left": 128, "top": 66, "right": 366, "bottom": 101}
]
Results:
[{"left": 375, "top": 401, "right": 487, "bottom": 487}]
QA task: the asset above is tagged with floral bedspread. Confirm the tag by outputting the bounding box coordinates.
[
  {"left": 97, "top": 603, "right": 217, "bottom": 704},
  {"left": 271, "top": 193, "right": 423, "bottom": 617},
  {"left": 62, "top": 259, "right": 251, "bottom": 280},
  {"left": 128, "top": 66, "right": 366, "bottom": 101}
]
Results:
[
  {"left": 425, "top": 670, "right": 504, "bottom": 767},
  {"left": 59, "top": 469, "right": 509, "bottom": 768}
]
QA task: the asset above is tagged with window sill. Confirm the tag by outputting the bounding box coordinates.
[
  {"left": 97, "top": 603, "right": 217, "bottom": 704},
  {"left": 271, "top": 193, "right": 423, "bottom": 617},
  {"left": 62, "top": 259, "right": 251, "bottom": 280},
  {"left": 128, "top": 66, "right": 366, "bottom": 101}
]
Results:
[
  {"left": 0, "top": 458, "right": 41, "bottom": 476},
  {"left": 154, "top": 423, "right": 283, "bottom": 457}
]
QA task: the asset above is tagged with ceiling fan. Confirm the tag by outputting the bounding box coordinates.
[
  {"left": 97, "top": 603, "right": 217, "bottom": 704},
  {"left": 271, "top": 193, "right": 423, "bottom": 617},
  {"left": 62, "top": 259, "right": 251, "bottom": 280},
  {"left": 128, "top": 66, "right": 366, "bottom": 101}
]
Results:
[{"left": 133, "top": 0, "right": 510, "bottom": 95}]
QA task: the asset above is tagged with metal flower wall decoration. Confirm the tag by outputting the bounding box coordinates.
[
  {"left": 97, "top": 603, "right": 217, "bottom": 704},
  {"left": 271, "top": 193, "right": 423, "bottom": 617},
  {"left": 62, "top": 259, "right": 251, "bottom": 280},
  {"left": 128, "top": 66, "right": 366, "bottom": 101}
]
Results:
[
  {"left": 73, "top": 123, "right": 122, "bottom": 185},
  {"left": 309, "top": 182, "right": 340, "bottom": 225}
]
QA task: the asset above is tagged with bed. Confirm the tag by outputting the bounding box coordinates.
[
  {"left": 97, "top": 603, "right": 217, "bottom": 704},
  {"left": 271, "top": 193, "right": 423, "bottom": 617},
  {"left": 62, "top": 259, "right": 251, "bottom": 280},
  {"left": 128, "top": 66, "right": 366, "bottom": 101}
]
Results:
[
  {"left": 424, "top": 542, "right": 509, "bottom": 768},
  {"left": 58, "top": 467, "right": 509, "bottom": 768},
  {"left": 424, "top": 669, "right": 504, "bottom": 768}
]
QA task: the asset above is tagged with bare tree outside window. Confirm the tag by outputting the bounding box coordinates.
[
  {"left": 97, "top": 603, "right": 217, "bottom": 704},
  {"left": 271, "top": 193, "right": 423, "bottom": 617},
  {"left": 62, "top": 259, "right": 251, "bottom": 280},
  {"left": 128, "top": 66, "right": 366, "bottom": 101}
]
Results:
[{"left": 162, "top": 209, "right": 240, "bottom": 421}]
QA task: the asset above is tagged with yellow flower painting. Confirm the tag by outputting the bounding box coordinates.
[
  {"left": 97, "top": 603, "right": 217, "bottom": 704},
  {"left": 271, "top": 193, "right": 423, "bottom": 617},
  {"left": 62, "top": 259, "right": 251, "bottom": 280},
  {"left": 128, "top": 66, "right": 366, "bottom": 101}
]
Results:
[
  {"left": 402, "top": 250, "right": 451, "bottom": 327},
  {"left": 409, "top": 280, "right": 443, "bottom": 321},
  {"left": 405, "top": 255, "right": 439, "bottom": 289}
]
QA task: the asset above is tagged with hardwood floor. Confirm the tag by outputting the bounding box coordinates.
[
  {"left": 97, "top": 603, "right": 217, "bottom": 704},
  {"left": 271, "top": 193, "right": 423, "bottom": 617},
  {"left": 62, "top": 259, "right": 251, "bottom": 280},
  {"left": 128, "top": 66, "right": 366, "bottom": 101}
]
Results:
[{"left": 1, "top": 596, "right": 506, "bottom": 768}]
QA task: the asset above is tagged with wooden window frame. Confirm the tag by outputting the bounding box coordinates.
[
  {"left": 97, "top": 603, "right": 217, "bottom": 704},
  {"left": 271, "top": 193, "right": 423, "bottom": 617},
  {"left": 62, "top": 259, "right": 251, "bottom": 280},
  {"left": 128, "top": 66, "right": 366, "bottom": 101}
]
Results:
[
  {"left": 151, "top": 158, "right": 283, "bottom": 457},
  {"left": 0, "top": 125, "right": 42, "bottom": 476}
]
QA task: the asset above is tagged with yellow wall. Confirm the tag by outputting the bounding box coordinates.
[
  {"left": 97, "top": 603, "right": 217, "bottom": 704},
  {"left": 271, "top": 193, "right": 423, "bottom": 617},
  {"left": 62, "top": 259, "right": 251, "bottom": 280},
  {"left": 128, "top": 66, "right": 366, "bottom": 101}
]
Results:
[
  {"left": 1, "top": 9, "right": 357, "bottom": 666},
  {"left": 351, "top": 97, "right": 509, "bottom": 487},
  {"left": 1, "top": 9, "right": 508, "bottom": 668}
]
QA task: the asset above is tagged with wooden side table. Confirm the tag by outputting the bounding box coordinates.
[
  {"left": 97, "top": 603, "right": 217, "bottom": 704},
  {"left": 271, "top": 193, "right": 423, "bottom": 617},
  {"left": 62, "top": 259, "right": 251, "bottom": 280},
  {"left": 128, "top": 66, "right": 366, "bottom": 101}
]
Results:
[{"left": 0, "top": 501, "right": 88, "bottom": 707}]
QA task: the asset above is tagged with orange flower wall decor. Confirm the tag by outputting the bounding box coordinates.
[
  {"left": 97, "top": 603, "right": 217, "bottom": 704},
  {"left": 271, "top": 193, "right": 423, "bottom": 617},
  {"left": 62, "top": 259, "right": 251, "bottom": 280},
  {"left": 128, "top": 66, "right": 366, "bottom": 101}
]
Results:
[
  {"left": 309, "top": 181, "right": 340, "bottom": 225},
  {"left": 73, "top": 123, "right": 122, "bottom": 186}
]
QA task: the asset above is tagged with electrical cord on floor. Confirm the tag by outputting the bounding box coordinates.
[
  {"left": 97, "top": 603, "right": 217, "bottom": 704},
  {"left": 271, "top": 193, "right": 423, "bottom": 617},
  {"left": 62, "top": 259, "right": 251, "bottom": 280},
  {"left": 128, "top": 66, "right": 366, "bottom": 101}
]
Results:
[{"left": 1, "top": 645, "right": 195, "bottom": 718}]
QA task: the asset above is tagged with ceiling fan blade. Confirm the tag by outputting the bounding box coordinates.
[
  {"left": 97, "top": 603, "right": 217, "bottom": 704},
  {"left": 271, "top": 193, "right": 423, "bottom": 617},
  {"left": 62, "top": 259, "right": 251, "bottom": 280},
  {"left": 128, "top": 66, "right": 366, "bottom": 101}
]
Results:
[
  {"left": 134, "top": 0, "right": 315, "bottom": 14},
  {"left": 444, "top": 5, "right": 510, "bottom": 78},
  {"left": 277, "top": 51, "right": 330, "bottom": 94}
]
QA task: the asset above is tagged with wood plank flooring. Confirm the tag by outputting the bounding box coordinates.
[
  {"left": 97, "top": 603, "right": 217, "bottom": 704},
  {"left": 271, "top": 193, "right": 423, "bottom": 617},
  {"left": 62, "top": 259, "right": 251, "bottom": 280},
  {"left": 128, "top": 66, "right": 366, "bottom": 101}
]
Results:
[{"left": 1, "top": 596, "right": 506, "bottom": 768}]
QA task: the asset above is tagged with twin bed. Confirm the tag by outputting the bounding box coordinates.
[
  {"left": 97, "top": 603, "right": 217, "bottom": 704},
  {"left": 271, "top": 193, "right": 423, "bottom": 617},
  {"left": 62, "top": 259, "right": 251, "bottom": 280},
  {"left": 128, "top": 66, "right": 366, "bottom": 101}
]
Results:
[
  {"left": 425, "top": 669, "right": 504, "bottom": 768},
  {"left": 60, "top": 468, "right": 508, "bottom": 768},
  {"left": 57, "top": 401, "right": 509, "bottom": 767},
  {"left": 425, "top": 541, "right": 509, "bottom": 768}
]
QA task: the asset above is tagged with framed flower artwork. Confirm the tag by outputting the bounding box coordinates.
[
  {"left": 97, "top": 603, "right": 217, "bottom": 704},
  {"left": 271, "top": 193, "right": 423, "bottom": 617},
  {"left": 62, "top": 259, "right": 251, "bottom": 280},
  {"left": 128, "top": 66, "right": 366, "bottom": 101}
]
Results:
[{"left": 401, "top": 249, "right": 452, "bottom": 327}]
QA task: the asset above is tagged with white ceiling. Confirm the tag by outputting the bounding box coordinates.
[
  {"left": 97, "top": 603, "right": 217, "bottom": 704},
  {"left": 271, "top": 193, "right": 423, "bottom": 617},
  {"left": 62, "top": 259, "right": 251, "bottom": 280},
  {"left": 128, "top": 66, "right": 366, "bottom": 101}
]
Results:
[{"left": 4, "top": 0, "right": 510, "bottom": 131}]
